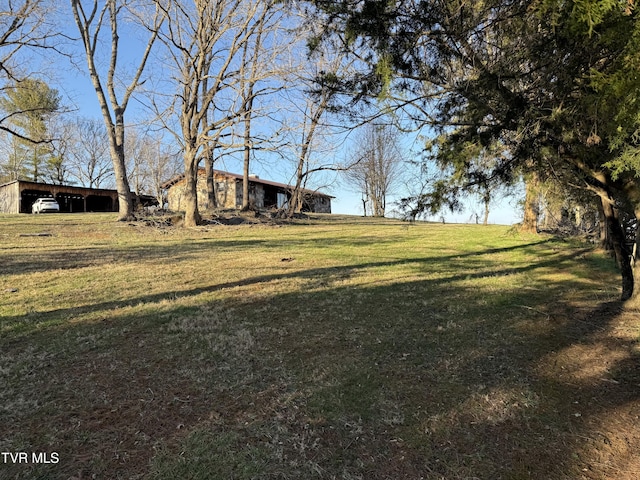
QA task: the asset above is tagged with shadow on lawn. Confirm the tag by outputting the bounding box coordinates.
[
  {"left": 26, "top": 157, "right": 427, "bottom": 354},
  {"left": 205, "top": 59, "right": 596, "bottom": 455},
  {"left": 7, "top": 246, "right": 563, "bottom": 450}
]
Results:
[
  {"left": 0, "top": 228, "right": 549, "bottom": 275},
  {"left": 406, "top": 298, "right": 639, "bottom": 479},
  {"left": 0, "top": 238, "right": 271, "bottom": 275},
  {"left": 1, "top": 241, "right": 637, "bottom": 479},
  {"left": 2, "top": 239, "right": 559, "bottom": 334}
]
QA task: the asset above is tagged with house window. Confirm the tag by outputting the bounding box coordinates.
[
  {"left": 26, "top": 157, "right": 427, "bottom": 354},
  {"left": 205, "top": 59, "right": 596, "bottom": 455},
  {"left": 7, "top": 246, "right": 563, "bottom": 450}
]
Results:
[{"left": 277, "top": 192, "right": 288, "bottom": 209}]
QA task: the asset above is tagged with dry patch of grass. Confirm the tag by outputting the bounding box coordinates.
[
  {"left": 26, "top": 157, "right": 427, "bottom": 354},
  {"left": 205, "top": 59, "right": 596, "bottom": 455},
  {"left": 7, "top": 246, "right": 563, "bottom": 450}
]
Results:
[{"left": 1, "top": 212, "right": 638, "bottom": 479}]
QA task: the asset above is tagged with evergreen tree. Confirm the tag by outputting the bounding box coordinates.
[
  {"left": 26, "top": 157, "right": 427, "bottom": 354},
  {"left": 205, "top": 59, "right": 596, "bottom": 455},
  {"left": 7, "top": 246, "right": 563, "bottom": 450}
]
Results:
[
  {"left": 0, "top": 78, "right": 60, "bottom": 182},
  {"left": 312, "top": 0, "right": 640, "bottom": 301}
]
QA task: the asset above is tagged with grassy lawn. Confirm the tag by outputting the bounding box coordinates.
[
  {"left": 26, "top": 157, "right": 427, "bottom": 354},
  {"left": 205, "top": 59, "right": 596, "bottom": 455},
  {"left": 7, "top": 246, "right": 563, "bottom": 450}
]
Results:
[{"left": 1, "top": 212, "right": 639, "bottom": 479}]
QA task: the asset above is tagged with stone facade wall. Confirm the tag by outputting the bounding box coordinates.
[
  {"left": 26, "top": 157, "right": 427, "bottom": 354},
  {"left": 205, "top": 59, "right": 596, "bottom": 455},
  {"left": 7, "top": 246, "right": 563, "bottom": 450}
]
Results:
[
  {"left": 166, "top": 173, "right": 241, "bottom": 212},
  {"left": 216, "top": 176, "right": 237, "bottom": 209},
  {"left": 312, "top": 196, "right": 332, "bottom": 214},
  {"left": 166, "top": 172, "right": 332, "bottom": 214}
]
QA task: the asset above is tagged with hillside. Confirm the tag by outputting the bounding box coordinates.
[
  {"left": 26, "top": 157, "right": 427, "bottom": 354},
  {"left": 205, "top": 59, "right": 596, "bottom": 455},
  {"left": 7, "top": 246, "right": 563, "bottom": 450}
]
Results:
[{"left": 1, "top": 212, "right": 638, "bottom": 479}]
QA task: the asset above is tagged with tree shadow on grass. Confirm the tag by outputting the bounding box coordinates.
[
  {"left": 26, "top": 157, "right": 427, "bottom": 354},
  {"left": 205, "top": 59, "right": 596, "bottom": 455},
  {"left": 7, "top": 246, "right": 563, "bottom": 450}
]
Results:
[
  {"left": 2, "top": 239, "right": 572, "bottom": 338},
  {"left": 406, "top": 299, "right": 639, "bottom": 479},
  {"left": 230, "top": 284, "right": 638, "bottom": 479},
  {"left": 0, "top": 238, "right": 272, "bottom": 275},
  {"left": 0, "top": 229, "right": 549, "bottom": 275},
  {"left": 1, "top": 241, "right": 636, "bottom": 479}
]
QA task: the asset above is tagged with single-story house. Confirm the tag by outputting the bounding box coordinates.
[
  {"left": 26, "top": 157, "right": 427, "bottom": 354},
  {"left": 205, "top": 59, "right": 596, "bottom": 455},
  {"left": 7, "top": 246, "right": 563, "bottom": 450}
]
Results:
[
  {"left": 0, "top": 179, "right": 156, "bottom": 214},
  {"left": 161, "top": 169, "right": 333, "bottom": 214}
]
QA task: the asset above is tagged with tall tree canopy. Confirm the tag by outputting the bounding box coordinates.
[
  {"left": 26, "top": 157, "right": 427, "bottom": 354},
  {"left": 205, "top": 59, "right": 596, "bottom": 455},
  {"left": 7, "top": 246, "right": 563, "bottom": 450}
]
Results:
[
  {"left": 71, "top": 0, "right": 165, "bottom": 221},
  {"left": 0, "top": 0, "right": 61, "bottom": 141},
  {"left": 313, "top": 0, "right": 640, "bottom": 302},
  {"left": 0, "top": 78, "right": 61, "bottom": 181}
]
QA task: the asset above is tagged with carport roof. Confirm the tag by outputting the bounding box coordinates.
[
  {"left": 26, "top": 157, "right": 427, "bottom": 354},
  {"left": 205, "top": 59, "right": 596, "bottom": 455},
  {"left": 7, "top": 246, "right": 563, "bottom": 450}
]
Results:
[
  {"left": 0, "top": 179, "right": 119, "bottom": 194},
  {"left": 1, "top": 179, "right": 157, "bottom": 202}
]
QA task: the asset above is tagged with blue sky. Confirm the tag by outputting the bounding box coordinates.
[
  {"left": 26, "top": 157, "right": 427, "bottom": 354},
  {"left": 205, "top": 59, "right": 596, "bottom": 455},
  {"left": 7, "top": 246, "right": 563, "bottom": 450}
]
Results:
[
  {"left": 48, "top": 6, "right": 521, "bottom": 225},
  {"left": 62, "top": 68, "right": 521, "bottom": 224}
]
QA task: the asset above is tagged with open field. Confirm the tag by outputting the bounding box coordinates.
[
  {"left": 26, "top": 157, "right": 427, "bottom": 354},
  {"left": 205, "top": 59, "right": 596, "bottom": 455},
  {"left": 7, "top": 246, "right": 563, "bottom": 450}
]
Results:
[{"left": 1, "top": 212, "right": 639, "bottom": 479}]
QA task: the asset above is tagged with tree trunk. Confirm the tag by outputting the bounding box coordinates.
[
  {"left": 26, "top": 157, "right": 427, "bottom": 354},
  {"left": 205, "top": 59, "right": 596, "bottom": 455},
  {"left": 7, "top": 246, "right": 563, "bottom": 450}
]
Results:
[
  {"left": 372, "top": 190, "right": 385, "bottom": 216},
  {"left": 372, "top": 196, "right": 380, "bottom": 216},
  {"left": 599, "top": 193, "right": 633, "bottom": 300},
  {"left": 483, "top": 191, "right": 490, "bottom": 225},
  {"left": 241, "top": 100, "right": 252, "bottom": 211},
  {"left": 521, "top": 173, "right": 540, "bottom": 233},
  {"left": 597, "top": 196, "right": 614, "bottom": 252},
  {"left": 240, "top": 96, "right": 254, "bottom": 211},
  {"left": 288, "top": 154, "right": 305, "bottom": 217},
  {"left": 205, "top": 152, "right": 216, "bottom": 211},
  {"left": 112, "top": 151, "right": 134, "bottom": 220},
  {"left": 110, "top": 119, "right": 134, "bottom": 221},
  {"left": 33, "top": 148, "right": 38, "bottom": 183},
  {"left": 242, "top": 155, "right": 250, "bottom": 210},
  {"left": 624, "top": 208, "right": 640, "bottom": 307},
  {"left": 288, "top": 117, "right": 317, "bottom": 217},
  {"left": 182, "top": 147, "right": 201, "bottom": 227}
]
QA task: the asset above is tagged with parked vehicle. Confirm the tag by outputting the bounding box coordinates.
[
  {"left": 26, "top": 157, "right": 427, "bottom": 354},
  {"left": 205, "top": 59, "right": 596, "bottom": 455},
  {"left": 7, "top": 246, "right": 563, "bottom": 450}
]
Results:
[{"left": 32, "top": 198, "right": 60, "bottom": 214}]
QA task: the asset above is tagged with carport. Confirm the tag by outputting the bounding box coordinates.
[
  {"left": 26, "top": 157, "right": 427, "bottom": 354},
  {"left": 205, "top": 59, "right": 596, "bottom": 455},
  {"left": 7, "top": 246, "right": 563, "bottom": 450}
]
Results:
[
  {"left": 0, "top": 180, "right": 119, "bottom": 214},
  {"left": 0, "top": 180, "right": 157, "bottom": 214}
]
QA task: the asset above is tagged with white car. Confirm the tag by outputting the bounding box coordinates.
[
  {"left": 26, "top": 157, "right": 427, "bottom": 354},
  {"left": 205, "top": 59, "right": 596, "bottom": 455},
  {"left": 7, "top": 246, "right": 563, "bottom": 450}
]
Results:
[{"left": 32, "top": 198, "right": 60, "bottom": 214}]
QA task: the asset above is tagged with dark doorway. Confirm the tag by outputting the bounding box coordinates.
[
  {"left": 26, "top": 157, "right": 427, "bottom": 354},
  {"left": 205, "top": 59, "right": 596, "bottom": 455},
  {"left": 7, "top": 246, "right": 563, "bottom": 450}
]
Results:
[
  {"left": 263, "top": 187, "right": 281, "bottom": 209},
  {"left": 86, "top": 195, "right": 113, "bottom": 212},
  {"left": 56, "top": 193, "right": 85, "bottom": 213}
]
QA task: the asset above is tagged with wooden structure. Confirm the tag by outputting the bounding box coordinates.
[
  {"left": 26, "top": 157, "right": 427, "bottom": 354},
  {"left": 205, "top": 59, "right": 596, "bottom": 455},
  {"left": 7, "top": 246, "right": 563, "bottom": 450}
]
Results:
[
  {"left": 162, "top": 169, "right": 333, "bottom": 214},
  {"left": 0, "top": 180, "right": 155, "bottom": 214}
]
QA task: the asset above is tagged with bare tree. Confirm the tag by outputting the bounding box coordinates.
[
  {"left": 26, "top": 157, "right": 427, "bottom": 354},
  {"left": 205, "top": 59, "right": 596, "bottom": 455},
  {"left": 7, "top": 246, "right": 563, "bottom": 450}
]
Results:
[
  {"left": 43, "top": 116, "right": 74, "bottom": 185},
  {"left": 147, "top": 144, "right": 180, "bottom": 207},
  {"left": 232, "top": 1, "right": 287, "bottom": 211},
  {"left": 238, "top": 10, "right": 266, "bottom": 211},
  {"left": 274, "top": 9, "right": 356, "bottom": 217},
  {"left": 0, "top": 0, "right": 63, "bottom": 143},
  {"left": 155, "top": 0, "right": 278, "bottom": 226},
  {"left": 70, "top": 0, "right": 165, "bottom": 220},
  {"left": 67, "top": 117, "right": 113, "bottom": 188},
  {"left": 125, "top": 126, "right": 180, "bottom": 205},
  {"left": 286, "top": 93, "right": 331, "bottom": 215},
  {"left": 285, "top": 71, "right": 356, "bottom": 214},
  {"left": 345, "top": 123, "right": 403, "bottom": 217},
  {"left": 125, "top": 127, "right": 152, "bottom": 196}
]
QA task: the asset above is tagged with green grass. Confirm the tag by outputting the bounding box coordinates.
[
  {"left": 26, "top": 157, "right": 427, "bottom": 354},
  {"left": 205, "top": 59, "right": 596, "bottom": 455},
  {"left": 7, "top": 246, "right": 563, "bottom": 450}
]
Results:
[{"left": 1, "top": 212, "right": 637, "bottom": 479}]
